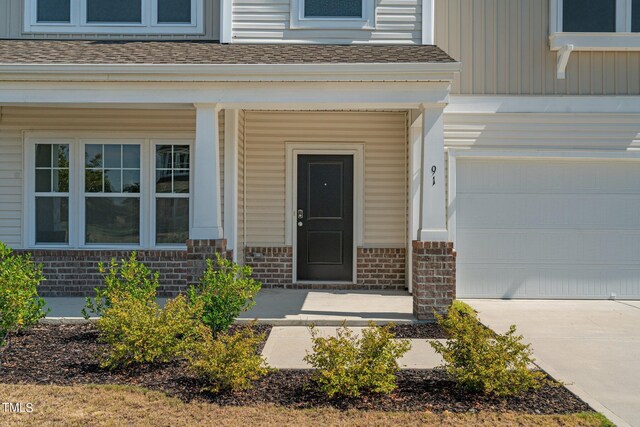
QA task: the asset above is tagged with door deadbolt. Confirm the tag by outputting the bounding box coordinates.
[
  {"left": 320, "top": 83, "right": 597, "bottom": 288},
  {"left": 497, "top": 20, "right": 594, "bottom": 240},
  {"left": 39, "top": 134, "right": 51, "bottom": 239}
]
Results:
[{"left": 297, "top": 209, "right": 304, "bottom": 219}]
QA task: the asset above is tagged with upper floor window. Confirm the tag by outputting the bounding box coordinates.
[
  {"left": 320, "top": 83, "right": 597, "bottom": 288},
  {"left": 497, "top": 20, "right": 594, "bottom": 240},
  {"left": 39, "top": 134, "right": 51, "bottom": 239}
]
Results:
[
  {"left": 554, "top": 0, "right": 640, "bottom": 33},
  {"left": 25, "top": 0, "right": 203, "bottom": 34},
  {"left": 291, "top": 0, "right": 375, "bottom": 29},
  {"left": 563, "top": 0, "right": 616, "bottom": 32},
  {"left": 550, "top": 0, "right": 640, "bottom": 63}
]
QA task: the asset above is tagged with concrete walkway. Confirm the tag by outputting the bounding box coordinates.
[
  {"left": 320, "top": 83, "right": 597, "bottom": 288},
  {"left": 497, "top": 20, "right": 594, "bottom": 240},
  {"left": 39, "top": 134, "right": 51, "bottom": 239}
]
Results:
[
  {"left": 43, "top": 289, "right": 416, "bottom": 325},
  {"left": 261, "top": 326, "right": 444, "bottom": 369},
  {"left": 466, "top": 299, "right": 640, "bottom": 427}
]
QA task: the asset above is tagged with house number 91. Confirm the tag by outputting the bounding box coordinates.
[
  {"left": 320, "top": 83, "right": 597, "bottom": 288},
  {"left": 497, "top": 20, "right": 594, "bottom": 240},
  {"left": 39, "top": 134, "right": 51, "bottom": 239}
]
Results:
[{"left": 431, "top": 165, "right": 437, "bottom": 186}]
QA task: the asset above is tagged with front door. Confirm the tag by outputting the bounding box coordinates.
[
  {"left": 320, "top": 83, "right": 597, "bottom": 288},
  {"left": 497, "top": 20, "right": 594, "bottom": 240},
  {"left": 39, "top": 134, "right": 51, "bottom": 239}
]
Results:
[{"left": 297, "top": 155, "right": 354, "bottom": 281}]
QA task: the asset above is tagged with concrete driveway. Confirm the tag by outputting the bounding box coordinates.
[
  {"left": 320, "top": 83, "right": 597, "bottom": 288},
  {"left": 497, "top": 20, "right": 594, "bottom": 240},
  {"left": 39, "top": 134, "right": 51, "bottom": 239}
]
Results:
[{"left": 466, "top": 300, "right": 640, "bottom": 427}]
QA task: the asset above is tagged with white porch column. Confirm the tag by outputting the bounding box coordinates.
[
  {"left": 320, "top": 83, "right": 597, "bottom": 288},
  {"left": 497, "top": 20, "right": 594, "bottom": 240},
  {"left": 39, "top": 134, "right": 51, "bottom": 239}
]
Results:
[
  {"left": 418, "top": 105, "right": 448, "bottom": 241},
  {"left": 191, "top": 103, "right": 223, "bottom": 240},
  {"left": 223, "top": 109, "right": 239, "bottom": 261},
  {"left": 407, "top": 109, "right": 423, "bottom": 292}
]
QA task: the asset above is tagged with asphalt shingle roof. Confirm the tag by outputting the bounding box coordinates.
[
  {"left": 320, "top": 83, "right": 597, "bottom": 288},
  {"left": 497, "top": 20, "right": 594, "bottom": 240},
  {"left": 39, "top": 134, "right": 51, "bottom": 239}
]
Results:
[{"left": 0, "top": 40, "right": 456, "bottom": 65}]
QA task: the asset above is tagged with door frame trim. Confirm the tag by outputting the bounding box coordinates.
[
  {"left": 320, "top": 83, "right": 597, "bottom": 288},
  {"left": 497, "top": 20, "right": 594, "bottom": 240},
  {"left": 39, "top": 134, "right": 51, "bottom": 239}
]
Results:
[{"left": 285, "top": 143, "right": 365, "bottom": 284}]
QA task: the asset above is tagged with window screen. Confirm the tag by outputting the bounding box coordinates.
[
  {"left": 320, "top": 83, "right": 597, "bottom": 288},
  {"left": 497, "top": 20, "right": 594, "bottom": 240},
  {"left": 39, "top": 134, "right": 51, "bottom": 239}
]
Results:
[
  {"left": 158, "top": 0, "right": 192, "bottom": 23},
  {"left": 87, "top": 0, "right": 142, "bottom": 23},
  {"left": 563, "top": 0, "right": 616, "bottom": 32},
  {"left": 37, "top": 0, "right": 71, "bottom": 23},
  {"left": 304, "top": 0, "right": 362, "bottom": 18}
]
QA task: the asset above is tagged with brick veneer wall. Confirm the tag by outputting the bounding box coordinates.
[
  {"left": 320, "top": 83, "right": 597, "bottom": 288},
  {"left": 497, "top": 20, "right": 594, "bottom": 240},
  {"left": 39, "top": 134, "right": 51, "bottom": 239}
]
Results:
[
  {"left": 357, "top": 248, "right": 406, "bottom": 290},
  {"left": 15, "top": 239, "right": 228, "bottom": 297},
  {"left": 244, "top": 246, "right": 293, "bottom": 288},
  {"left": 412, "top": 241, "right": 456, "bottom": 321},
  {"left": 245, "top": 246, "right": 406, "bottom": 290}
]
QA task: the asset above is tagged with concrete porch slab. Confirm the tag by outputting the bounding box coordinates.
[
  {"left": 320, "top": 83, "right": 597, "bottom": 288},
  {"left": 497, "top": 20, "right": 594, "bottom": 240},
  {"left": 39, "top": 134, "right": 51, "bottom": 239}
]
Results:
[
  {"left": 238, "top": 289, "right": 416, "bottom": 326},
  {"left": 261, "top": 326, "right": 444, "bottom": 369}
]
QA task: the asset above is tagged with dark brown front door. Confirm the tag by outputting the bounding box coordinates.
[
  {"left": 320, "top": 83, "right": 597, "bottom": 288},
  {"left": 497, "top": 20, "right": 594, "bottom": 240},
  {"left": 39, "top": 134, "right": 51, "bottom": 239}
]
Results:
[{"left": 297, "top": 155, "right": 354, "bottom": 281}]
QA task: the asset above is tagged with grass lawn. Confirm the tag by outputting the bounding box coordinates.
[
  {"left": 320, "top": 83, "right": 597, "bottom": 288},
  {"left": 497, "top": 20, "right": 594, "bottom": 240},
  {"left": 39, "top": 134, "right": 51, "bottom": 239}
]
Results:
[{"left": 0, "top": 383, "right": 612, "bottom": 427}]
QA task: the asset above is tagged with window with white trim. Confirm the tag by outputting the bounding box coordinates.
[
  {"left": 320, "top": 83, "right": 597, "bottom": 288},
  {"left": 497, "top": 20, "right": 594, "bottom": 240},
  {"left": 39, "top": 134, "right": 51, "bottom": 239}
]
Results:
[
  {"left": 154, "top": 144, "right": 190, "bottom": 245},
  {"left": 27, "top": 137, "right": 192, "bottom": 249},
  {"left": 550, "top": 0, "right": 640, "bottom": 69},
  {"left": 34, "top": 143, "right": 70, "bottom": 244},
  {"left": 25, "top": 0, "right": 203, "bottom": 34},
  {"left": 290, "top": 0, "right": 374, "bottom": 29}
]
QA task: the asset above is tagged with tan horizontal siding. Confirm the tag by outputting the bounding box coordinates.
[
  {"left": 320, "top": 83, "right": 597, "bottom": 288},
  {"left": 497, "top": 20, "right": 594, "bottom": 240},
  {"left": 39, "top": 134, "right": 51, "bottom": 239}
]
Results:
[
  {"left": 232, "top": 0, "right": 421, "bottom": 44},
  {"left": 0, "top": 0, "right": 218, "bottom": 40},
  {"left": 435, "top": 0, "right": 640, "bottom": 95},
  {"left": 444, "top": 113, "right": 640, "bottom": 150},
  {"left": 0, "top": 131, "right": 23, "bottom": 247},
  {"left": 244, "top": 111, "right": 407, "bottom": 247}
]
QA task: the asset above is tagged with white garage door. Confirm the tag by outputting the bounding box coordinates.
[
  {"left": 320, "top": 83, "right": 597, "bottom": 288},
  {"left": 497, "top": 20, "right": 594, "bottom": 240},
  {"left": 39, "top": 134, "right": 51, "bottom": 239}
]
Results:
[{"left": 456, "top": 158, "right": 640, "bottom": 299}]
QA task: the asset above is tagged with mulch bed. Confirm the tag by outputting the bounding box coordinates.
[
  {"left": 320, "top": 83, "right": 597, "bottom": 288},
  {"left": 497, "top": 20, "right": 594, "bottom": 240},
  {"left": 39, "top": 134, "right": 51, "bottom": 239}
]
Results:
[
  {"left": 389, "top": 323, "right": 447, "bottom": 339},
  {"left": 0, "top": 324, "right": 591, "bottom": 414}
]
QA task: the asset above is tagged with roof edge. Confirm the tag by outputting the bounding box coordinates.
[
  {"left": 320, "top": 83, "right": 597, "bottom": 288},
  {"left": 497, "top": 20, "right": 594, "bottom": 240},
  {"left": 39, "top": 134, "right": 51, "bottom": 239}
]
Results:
[{"left": 0, "top": 62, "right": 461, "bottom": 82}]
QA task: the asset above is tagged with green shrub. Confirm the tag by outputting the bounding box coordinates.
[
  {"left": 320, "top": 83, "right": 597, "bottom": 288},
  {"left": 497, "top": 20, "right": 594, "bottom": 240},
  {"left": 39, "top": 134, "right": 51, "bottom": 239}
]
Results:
[
  {"left": 185, "top": 323, "right": 270, "bottom": 393},
  {"left": 0, "top": 243, "right": 48, "bottom": 346},
  {"left": 187, "top": 254, "right": 262, "bottom": 334},
  {"left": 83, "top": 252, "right": 158, "bottom": 319},
  {"left": 96, "top": 294, "right": 204, "bottom": 369},
  {"left": 304, "top": 322, "right": 411, "bottom": 398},
  {"left": 431, "top": 301, "right": 547, "bottom": 396}
]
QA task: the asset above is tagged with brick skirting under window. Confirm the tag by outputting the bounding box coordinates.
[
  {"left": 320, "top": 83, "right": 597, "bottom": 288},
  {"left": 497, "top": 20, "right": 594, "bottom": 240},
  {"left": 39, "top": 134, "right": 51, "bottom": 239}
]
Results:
[{"left": 15, "top": 239, "right": 228, "bottom": 297}]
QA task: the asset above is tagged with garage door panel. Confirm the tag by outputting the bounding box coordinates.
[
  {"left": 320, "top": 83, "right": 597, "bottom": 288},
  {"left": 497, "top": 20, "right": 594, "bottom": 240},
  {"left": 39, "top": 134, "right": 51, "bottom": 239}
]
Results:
[
  {"left": 458, "top": 194, "right": 640, "bottom": 229},
  {"left": 458, "top": 264, "right": 640, "bottom": 299},
  {"left": 458, "top": 229, "right": 640, "bottom": 264},
  {"left": 459, "top": 159, "right": 640, "bottom": 195},
  {"left": 456, "top": 158, "right": 640, "bottom": 299}
]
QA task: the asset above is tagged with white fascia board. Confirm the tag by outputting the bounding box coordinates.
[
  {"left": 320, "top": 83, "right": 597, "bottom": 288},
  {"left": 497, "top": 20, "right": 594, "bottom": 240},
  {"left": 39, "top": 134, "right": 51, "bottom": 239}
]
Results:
[
  {"left": 446, "top": 95, "right": 640, "bottom": 114},
  {"left": 550, "top": 33, "right": 640, "bottom": 51},
  {"left": 0, "top": 80, "right": 452, "bottom": 108},
  {"left": 0, "top": 62, "right": 460, "bottom": 83}
]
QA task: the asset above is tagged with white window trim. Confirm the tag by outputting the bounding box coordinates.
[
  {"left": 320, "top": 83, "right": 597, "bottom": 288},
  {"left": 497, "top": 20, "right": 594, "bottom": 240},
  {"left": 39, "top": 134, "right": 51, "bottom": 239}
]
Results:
[
  {"left": 290, "top": 0, "right": 375, "bottom": 30},
  {"left": 284, "top": 143, "right": 365, "bottom": 285},
  {"left": 24, "top": 0, "right": 204, "bottom": 34},
  {"left": 150, "top": 140, "right": 194, "bottom": 248},
  {"left": 23, "top": 132, "right": 194, "bottom": 250},
  {"left": 550, "top": 0, "right": 640, "bottom": 51}
]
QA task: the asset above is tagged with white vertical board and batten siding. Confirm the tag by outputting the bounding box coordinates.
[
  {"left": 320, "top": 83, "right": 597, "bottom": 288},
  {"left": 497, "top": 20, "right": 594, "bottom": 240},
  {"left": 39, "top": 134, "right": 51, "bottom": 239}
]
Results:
[
  {"left": 232, "top": 0, "right": 422, "bottom": 44},
  {"left": 0, "top": 0, "right": 219, "bottom": 39},
  {"left": 0, "top": 107, "right": 228, "bottom": 247},
  {"left": 244, "top": 111, "right": 407, "bottom": 247},
  {"left": 435, "top": 0, "right": 640, "bottom": 95}
]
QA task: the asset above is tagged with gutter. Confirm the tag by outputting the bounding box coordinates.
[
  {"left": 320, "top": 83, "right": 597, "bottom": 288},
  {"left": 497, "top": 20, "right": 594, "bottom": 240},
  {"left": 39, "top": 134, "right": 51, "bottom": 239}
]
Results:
[{"left": 0, "top": 62, "right": 461, "bottom": 83}]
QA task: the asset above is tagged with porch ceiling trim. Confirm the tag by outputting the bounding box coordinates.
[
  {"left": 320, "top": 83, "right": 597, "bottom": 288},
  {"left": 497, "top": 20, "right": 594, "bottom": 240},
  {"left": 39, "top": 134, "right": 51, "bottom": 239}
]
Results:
[{"left": 0, "top": 80, "right": 452, "bottom": 109}]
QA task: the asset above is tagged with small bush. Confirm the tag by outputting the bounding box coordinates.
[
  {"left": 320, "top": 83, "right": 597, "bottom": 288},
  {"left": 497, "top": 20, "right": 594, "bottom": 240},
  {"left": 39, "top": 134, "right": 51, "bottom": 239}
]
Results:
[
  {"left": 431, "top": 301, "right": 547, "bottom": 397},
  {"left": 304, "top": 322, "right": 411, "bottom": 398},
  {"left": 185, "top": 324, "right": 270, "bottom": 393},
  {"left": 0, "top": 243, "right": 48, "bottom": 346},
  {"left": 97, "top": 294, "right": 204, "bottom": 369},
  {"left": 83, "top": 252, "right": 159, "bottom": 319},
  {"left": 187, "top": 254, "right": 262, "bottom": 334}
]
